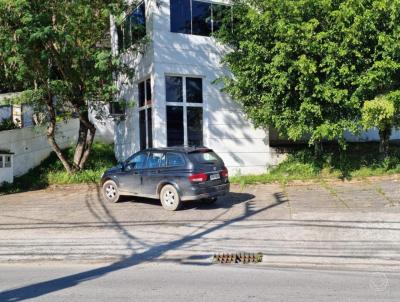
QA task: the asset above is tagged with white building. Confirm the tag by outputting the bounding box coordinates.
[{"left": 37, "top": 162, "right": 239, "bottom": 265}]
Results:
[
  {"left": 111, "top": 0, "right": 400, "bottom": 175},
  {"left": 112, "top": 0, "right": 279, "bottom": 175}
]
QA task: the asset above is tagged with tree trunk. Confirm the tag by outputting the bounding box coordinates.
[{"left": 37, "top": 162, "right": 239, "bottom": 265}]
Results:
[
  {"left": 314, "top": 140, "right": 324, "bottom": 158},
  {"left": 73, "top": 108, "right": 96, "bottom": 170},
  {"left": 45, "top": 93, "right": 73, "bottom": 174},
  {"left": 73, "top": 120, "right": 89, "bottom": 168},
  {"left": 379, "top": 127, "right": 391, "bottom": 158}
]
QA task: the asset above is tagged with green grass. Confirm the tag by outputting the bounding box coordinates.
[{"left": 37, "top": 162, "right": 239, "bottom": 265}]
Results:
[
  {"left": 2, "top": 141, "right": 400, "bottom": 194},
  {"left": 230, "top": 143, "right": 400, "bottom": 185},
  {"left": 0, "top": 143, "right": 117, "bottom": 195}
]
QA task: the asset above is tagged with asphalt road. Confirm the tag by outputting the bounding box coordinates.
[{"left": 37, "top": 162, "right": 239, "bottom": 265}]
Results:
[{"left": 0, "top": 263, "right": 399, "bottom": 302}]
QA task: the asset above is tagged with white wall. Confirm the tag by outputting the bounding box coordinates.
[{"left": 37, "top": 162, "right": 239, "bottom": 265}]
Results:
[
  {"left": 89, "top": 107, "right": 115, "bottom": 144},
  {"left": 344, "top": 128, "right": 400, "bottom": 142},
  {"left": 0, "top": 119, "right": 79, "bottom": 177}
]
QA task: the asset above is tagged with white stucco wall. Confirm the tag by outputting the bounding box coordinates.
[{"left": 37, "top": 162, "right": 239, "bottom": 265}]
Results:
[
  {"left": 0, "top": 119, "right": 79, "bottom": 177},
  {"left": 89, "top": 107, "right": 116, "bottom": 144},
  {"left": 344, "top": 128, "right": 400, "bottom": 142}
]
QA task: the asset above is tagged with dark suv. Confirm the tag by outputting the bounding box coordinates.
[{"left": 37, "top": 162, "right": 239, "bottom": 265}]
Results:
[{"left": 101, "top": 147, "right": 230, "bottom": 211}]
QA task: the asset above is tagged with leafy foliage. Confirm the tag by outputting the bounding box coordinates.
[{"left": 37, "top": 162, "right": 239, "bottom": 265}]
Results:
[
  {"left": 0, "top": 118, "right": 18, "bottom": 131},
  {"left": 0, "top": 0, "right": 141, "bottom": 173},
  {"left": 362, "top": 97, "right": 395, "bottom": 132},
  {"left": 217, "top": 0, "right": 400, "bottom": 146}
]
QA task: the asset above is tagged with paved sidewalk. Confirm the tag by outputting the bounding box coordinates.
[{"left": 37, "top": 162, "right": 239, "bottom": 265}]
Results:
[{"left": 0, "top": 177, "right": 400, "bottom": 270}]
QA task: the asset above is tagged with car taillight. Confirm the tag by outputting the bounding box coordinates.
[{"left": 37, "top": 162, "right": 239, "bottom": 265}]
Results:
[
  {"left": 188, "top": 173, "right": 208, "bottom": 182},
  {"left": 221, "top": 167, "right": 229, "bottom": 178}
]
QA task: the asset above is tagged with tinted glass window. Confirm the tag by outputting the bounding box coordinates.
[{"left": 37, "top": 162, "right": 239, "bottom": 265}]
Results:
[
  {"left": 192, "top": 1, "right": 212, "bottom": 36},
  {"left": 138, "top": 81, "right": 145, "bottom": 107},
  {"left": 127, "top": 153, "right": 147, "bottom": 169},
  {"left": 123, "top": 18, "right": 132, "bottom": 49},
  {"left": 4, "top": 156, "right": 11, "bottom": 168},
  {"left": 189, "top": 151, "right": 222, "bottom": 164},
  {"left": 166, "top": 153, "right": 185, "bottom": 167},
  {"left": 117, "top": 25, "right": 124, "bottom": 51},
  {"left": 170, "top": 0, "right": 191, "bottom": 34},
  {"left": 139, "top": 110, "right": 146, "bottom": 150},
  {"left": 186, "top": 77, "right": 203, "bottom": 103},
  {"left": 147, "top": 108, "right": 153, "bottom": 148},
  {"left": 167, "top": 106, "right": 184, "bottom": 146},
  {"left": 146, "top": 79, "right": 152, "bottom": 104},
  {"left": 187, "top": 107, "right": 203, "bottom": 146},
  {"left": 0, "top": 156, "right": 3, "bottom": 168},
  {"left": 118, "top": 1, "right": 146, "bottom": 52},
  {"left": 166, "top": 76, "right": 183, "bottom": 103},
  {"left": 212, "top": 4, "right": 232, "bottom": 33},
  {"left": 146, "top": 152, "right": 165, "bottom": 169},
  {"left": 130, "top": 2, "right": 146, "bottom": 42}
]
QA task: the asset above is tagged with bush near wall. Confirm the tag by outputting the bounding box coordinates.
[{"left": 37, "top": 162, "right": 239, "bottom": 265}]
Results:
[{"left": 0, "top": 118, "right": 18, "bottom": 131}]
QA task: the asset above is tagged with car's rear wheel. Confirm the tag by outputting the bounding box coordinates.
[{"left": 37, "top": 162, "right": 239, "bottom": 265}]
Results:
[
  {"left": 160, "top": 185, "right": 182, "bottom": 211},
  {"left": 102, "top": 180, "right": 120, "bottom": 203}
]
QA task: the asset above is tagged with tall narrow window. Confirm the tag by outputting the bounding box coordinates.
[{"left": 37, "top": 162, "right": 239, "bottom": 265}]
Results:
[
  {"left": 167, "top": 106, "right": 184, "bottom": 146},
  {"left": 118, "top": 1, "right": 146, "bottom": 52},
  {"left": 138, "top": 78, "right": 153, "bottom": 150},
  {"left": 187, "top": 107, "right": 203, "bottom": 146},
  {"left": 146, "top": 79, "right": 152, "bottom": 105},
  {"left": 166, "top": 76, "right": 204, "bottom": 147},
  {"left": 138, "top": 81, "right": 145, "bottom": 107},
  {"left": 139, "top": 110, "right": 147, "bottom": 150},
  {"left": 170, "top": 0, "right": 192, "bottom": 34}
]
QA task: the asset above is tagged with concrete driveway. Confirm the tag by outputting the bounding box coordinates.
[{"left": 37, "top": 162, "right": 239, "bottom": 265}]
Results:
[{"left": 1, "top": 177, "right": 400, "bottom": 270}]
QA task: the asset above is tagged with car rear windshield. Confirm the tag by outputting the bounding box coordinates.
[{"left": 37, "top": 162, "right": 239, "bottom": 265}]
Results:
[{"left": 189, "top": 151, "right": 222, "bottom": 165}]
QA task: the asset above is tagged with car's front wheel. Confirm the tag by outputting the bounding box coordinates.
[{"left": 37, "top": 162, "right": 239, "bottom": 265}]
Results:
[
  {"left": 160, "top": 185, "right": 182, "bottom": 211},
  {"left": 102, "top": 180, "right": 121, "bottom": 203}
]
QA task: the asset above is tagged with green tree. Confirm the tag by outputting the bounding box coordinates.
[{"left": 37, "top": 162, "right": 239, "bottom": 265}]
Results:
[
  {"left": 216, "top": 0, "right": 400, "bottom": 151},
  {"left": 362, "top": 93, "right": 400, "bottom": 156},
  {"left": 0, "top": 0, "right": 141, "bottom": 173}
]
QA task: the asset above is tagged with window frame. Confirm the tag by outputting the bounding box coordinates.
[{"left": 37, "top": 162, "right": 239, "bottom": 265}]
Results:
[
  {"left": 170, "top": 0, "right": 233, "bottom": 36},
  {"left": 138, "top": 76, "right": 153, "bottom": 150},
  {"left": 4, "top": 155, "right": 11, "bottom": 168},
  {"left": 166, "top": 152, "right": 186, "bottom": 168},
  {"left": 117, "top": 0, "right": 146, "bottom": 53},
  {"left": 165, "top": 74, "right": 204, "bottom": 147}
]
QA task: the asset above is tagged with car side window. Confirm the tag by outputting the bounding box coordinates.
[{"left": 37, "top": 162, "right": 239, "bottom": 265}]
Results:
[
  {"left": 166, "top": 152, "right": 185, "bottom": 167},
  {"left": 145, "top": 152, "right": 166, "bottom": 169},
  {"left": 127, "top": 153, "right": 147, "bottom": 170}
]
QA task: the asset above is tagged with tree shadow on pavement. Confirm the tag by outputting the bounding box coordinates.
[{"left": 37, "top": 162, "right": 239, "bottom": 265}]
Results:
[{"left": 0, "top": 187, "right": 287, "bottom": 302}]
